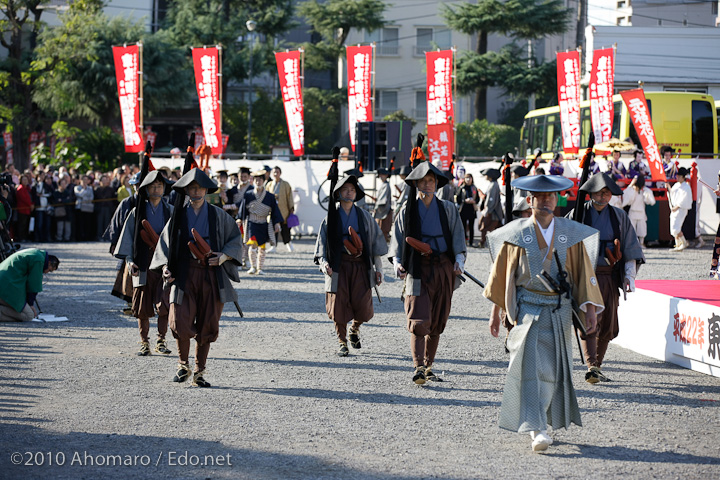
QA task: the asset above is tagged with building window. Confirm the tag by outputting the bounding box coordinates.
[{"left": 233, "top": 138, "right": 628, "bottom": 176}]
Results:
[
  {"left": 414, "top": 90, "right": 427, "bottom": 120},
  {"left": 365, "top": 27, "right": 400, "bottom": 56},
  {"left": 658, "top": 19, "right": 662, "bottom": 26},
  {"left": 415, "top": 27, "right": 451, "bottom": 56},
  {"left": 377, "top": 90, "right": 398, "bottom": 118},
  {"left": 617, "top": 1, "right": 625, "bottom": 8},
  {"left": 713, "top": 2, "right": 718, "bottom": 15}
]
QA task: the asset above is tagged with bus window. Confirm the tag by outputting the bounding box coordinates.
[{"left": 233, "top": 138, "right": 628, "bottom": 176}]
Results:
[
  {"left": 545, "top": 114, "right": 562, "bottom": 153},
  {"left": 611, "top": 102, "right": 621, "bottom": 140},
  {"left": 531, "top": 117, "right": 545, "bottom": 153},
  {"left": 692, "top": 100, "right": 714, "bottom": 155},
  {"left": 629, "top": 100, "right": 652, "bottom": 149},
  {"left": 521, "top": 119, "right": 530, "bottom": 156},
  {"left": 580, "top": 107, "right": 591, "bottom": 147}
]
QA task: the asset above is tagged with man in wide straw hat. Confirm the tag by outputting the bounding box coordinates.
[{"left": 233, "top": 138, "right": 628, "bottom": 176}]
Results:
[
  {"left": 484, "top": 174, "right": 604, "bottom": 452},
  {"left": 570, "top": 172, "right": 644, "bottom": 383},
  {"left": 314, "top": 174, "right": 387, "bottom": 357},
  {"left": 150, "top": 168, "right": 243, "bottom": 387},
  {"left": 390, "top": 160, "right": 467, "bottom": 385},
  {"left": 115, "top": 170, "right": 174, "bottom": 357}
]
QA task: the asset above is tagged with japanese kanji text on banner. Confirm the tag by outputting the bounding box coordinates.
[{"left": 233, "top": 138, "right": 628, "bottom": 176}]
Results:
[
  {"left": 427, "top": 124, "right": 454, "bottom": 170},
  {"left": 112, "top": 45, "right": 143, "bottom": 153},
  {"left": 589, "top": 47, "right": 615, "bottom": 144},
  {"left": 275, "top": 51, "right": 304, "bottom": 157},
  {"left": 346, "top": 45, "right": 373, "bottom": 152},
  {"left": 192, "top": 47, "right": 222, "bottom": 155},
  {"left": 621, "top": 89, "right": 666, "bottom": 182},
  {"left": 556, "top": 50, "right": 581, "bottom": 154},
  {"left": 425, "top": 50, "right": 454, "bottom": 126}
]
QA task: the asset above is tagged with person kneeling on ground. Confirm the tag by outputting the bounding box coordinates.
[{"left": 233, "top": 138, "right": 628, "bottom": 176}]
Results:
[{"left": 0, "top": 249, "right": 59, "bottom": 322}]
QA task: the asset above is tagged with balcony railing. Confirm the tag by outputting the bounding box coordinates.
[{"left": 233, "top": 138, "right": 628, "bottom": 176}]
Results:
[{"left": 376, "top": 45, "right": 400, "bottom": 56}]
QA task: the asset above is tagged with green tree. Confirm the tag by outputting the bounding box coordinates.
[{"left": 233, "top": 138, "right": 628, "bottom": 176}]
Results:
[
  {"left": 0, "top": 0, "right": 59, "bottom": 171},
  {"left": 32, "top": 7, "right": 191, "bottom": 126},
  {"left": 456, "top": 119, "right": 519, "bottom": 157},
  {"left": 166, "top": 0, "right": 294, "bottom": 96},
  {"left": 382, "top": 110, "right": 417, "bottom": 129},
  {"left": 297, "top": 0, "right": 386, "bottom": 150},
  {"left": 443, "top": 0, "right": 570, "bottom": 120}
]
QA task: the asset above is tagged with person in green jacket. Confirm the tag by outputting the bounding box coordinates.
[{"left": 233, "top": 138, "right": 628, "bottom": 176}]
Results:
[{"left": 0, "top": 248, "right": 59, "bottom": 322}]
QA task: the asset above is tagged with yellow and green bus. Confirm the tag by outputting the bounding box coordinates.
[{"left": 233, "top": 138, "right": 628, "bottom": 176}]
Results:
[{"left": 520, "top": 92, "right": 717, "bottom": 159}]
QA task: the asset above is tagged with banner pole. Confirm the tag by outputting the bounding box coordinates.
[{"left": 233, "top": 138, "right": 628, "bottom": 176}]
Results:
[
  {"left": 452, "top": 45, "right": 457, "bottom": 158},
  {"left": 371, "top": 42, "right": 376, "bottom": 120},
  {"left": 300, "top": 47, "right": 305, "bottom": 157},
  {"left": 138, "top": 40, "right": 144, "bottom": 163}
]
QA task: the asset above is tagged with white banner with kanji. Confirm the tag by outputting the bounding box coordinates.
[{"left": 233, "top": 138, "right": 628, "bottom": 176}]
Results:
[
  {"left": 275, "top": 51, "right": 304, "bottom": 156},
  {"left": 556, "top": 50, "right": 581, "bottom": 154},
  {"left": 192, "top": 47, "right": 222, "bottom": 155},
  {"left": 112, "top": 45, "right": 143, "bottom": 153},
  {"left": 589, "top": 47, "right": 615, "bottom": 144},
  {"left": 347, "top": 45, "right": 373, "bottom": 152},
  {"left": 426, "top": 50, "right": 454, "bottom": 126}
]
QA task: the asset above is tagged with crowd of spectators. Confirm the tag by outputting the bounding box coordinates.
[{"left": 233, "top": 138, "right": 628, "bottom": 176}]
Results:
[{"left": 0, "top": 163, "right": 141, "bottom": 243}]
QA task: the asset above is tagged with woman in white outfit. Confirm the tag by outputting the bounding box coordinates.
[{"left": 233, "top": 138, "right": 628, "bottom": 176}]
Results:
[
  {"left": 669, "top": 167, "right": 693, "bottom": 251},
  {"left": 622, "top": 174, "right": 656, "bottom": 247}
]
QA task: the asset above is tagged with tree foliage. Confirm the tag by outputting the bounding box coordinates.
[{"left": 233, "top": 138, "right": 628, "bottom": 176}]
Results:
[
  {"left": 456, "top": 119, "right": 519, "bottom": 157},
  {"left": 33, "top": 8, "right": 191, "bottom": 126},
  {"left": 297, "top": 0, "right": 386, "bottom": 81},
  {"left": 166, "top": 0, "right": 295, "bottom": 87},
  {"left": 443, "top": 0, "right": 570, "bottom": 120}
]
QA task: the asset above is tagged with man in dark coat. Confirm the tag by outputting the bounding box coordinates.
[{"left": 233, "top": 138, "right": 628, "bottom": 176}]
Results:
[{"left": 569, "top": 172, "right": 645, "bottom": 383}]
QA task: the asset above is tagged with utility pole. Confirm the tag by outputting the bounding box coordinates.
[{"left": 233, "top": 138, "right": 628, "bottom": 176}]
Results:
[{"left": 576, "top": 0, "right": 588, "bottom": 65}]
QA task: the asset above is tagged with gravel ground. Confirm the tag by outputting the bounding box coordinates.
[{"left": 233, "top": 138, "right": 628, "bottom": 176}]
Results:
[{"left": 1, "top": 237, "right": 719, "bottom": 480}]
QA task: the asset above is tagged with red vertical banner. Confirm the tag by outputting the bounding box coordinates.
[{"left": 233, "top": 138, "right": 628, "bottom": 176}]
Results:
[
  {"left": 221, "top": 134, "right": 229, "bottom": 154},
  {"left": 589, "top": 47, "right": 615, "bottom": 144},
  {"left": 143, "top": 127, "right": 157, "bottom": 148},
  {"left": 112, "top": 45, "right": 143, "bottom": 153},
  {"left": 275, "top": 50, "right": 304, "bottom": 156},
  {"left": 426, "top": 50, "right": 454, "bottom": 167},
  {"left": 192, "top": 47, "right": 222, "bottom": 154},
  {"left": 426, "top": 50, "right": 454, "bottom": 126},
  {"left": 427, "top": 124, "right": 454, "bottom": 170},
  {"left": 556, "top": 50, "right": 581, "bottom": 154},
  {"left": 346, "top": 45, "right": 373, "bottom": 152},
  {"left": 621, "top": 89, "right": 666, "bottom": 182}
]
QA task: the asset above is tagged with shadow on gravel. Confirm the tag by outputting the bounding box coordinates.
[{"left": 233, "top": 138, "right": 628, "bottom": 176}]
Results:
[
  {"left": 0, "top": 423, "right": 437, "bottom": 480},
  {"left": 244, "top": 386, "right": 500, "bottom": 408},
  {"left": 555, "top": 443, "right": 720, "bottom": 465},
  {"left": 0, "top": 330, "right": 62, "bottom": 419}
]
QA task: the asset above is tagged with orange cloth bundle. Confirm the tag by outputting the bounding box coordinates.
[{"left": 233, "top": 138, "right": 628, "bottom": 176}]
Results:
[{"left": 405, "top": 237, "right": 432, "bottom": 256}]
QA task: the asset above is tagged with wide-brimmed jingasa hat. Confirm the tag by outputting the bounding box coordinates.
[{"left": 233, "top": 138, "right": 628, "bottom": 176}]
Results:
[
  {"left": 398, "top": 165, "right": 412, "bottom": 177},
  {"left": 578, "top": 172, "right": 622, "bottom": 195},
  {"left": 376, "top": 168, "right": 389, "bottom": 176},
  {"left": 512, "top": 175, "right": 574, "bottom": 193},
  {"left": 677, "top": 167, "right": 689, "bottom": 177},
  {"left": 251, "top": 169, "right": 267, "bottom": 177},
  {"left": 343, "top": 167, "right": 364, "bottom": 178},
  {"left": 172, "top": 168, "right": 219, "bottom": 193},
  {"left": 334, "top": 175, "right": 365, "bottom": 202},
  {"left": 481, "top": 168, "right": 501, "bottom": 181},
  {"left": 404, "top": 161, "right": 449, "bottom": 188},
  {"left": 510, "top": 164, "right": 530, "bottom": 177},
  {"left": 139, "top": 170, "right": 173, "bottom": 195}
]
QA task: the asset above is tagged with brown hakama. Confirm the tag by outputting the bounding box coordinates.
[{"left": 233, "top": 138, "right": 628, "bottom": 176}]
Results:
[
  {"left": 581, "top": 265, "right": 620, "bottom": 367},
  {"left": 325, "top": 254, "right": 373, "bottom": 342},
  {"left": 131, "top": 269, "right": 170, "bottom": 342},
  {"left": 169, "top": 262, "right": 224, "bottom": 353},
  {"left": 404, "top": 254, "right": 455, "bottom": 367}
]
